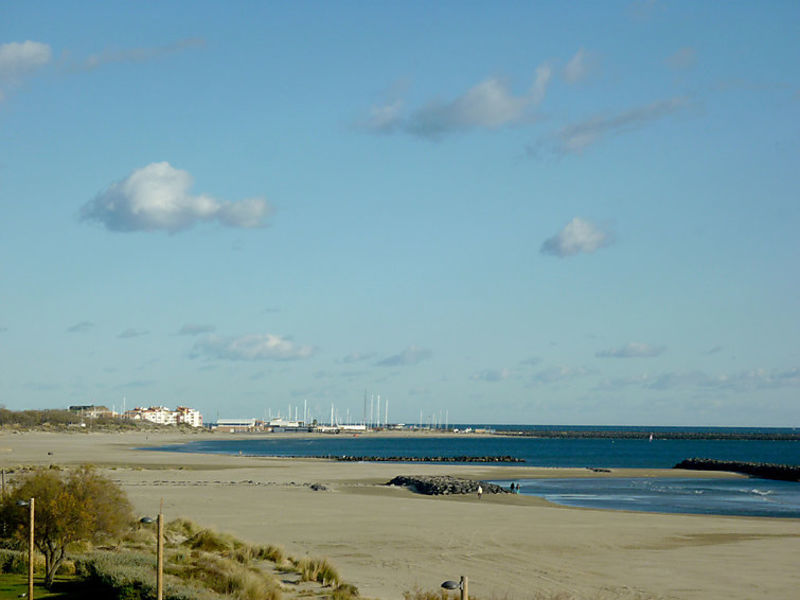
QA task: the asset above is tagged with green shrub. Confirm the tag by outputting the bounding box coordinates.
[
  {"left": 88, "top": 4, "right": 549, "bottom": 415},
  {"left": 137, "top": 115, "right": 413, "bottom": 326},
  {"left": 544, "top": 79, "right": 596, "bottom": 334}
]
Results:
[
  {"left": 0, "top": 548, "right": 46, "bottom": 574},
  {"left": 76, "top": 550, "right": 224, "bottom": 600}
]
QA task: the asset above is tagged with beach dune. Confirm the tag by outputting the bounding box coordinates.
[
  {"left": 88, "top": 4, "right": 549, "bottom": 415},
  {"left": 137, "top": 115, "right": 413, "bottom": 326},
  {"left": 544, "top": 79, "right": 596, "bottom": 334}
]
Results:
[{"left": 2, "top": 431, "right": 799, "bottom": 600}]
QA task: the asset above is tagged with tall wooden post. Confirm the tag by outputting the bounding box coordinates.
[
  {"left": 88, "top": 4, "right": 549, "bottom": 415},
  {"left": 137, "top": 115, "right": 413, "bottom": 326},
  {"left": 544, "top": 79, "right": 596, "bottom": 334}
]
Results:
[
  {"left": 156, "top": 511, "right": 164, "bottom": 600},
  {"left": 460, "top": 575, "right": 468, "bottom": 600},
  {"left": 28, "top": 497, "right": 34, "bottom": 600}
]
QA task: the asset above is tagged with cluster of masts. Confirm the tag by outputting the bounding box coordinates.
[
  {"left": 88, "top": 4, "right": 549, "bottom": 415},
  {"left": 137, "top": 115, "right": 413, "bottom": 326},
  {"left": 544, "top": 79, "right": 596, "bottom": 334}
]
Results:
[
  {"left": 258, "top": 394, "right": 449, "bottom": 430},
  {"left": 362, "top": 391, "right": 389, "bottom": 428}
]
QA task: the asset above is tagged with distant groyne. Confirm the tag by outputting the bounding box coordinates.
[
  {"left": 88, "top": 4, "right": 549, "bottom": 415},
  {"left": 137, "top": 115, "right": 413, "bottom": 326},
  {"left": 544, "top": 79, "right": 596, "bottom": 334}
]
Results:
[
  {"left": 674, "top": 458, "right": 800, "bottom": 481},
  {"left": 387, "top": 475, "right": 510, "bottom": 495},
  {"left": 316, "top": 455, "right": 524, "bottom": 463},
  {"left": 499, "top": 430, "right": 800, "bottom": 441}
]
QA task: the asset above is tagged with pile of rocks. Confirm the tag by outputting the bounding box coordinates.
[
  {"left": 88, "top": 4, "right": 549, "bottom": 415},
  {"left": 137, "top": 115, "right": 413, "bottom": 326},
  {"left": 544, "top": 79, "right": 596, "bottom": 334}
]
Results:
[
  {"left": 386, "top": 475, "right": 511, "bottom": 495},
  {"left": 324, "top": 455, "right": 523, "bottom": 463},
  {"left": 674, "top": 458, "right": 800, "bottom": 481}
]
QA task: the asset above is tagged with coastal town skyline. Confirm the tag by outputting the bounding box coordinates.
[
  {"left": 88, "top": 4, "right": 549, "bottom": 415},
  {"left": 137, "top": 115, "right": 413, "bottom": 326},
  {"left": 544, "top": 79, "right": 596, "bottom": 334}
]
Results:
[{"left": 1, "top": 2, "right": 798, "bottom": 426}]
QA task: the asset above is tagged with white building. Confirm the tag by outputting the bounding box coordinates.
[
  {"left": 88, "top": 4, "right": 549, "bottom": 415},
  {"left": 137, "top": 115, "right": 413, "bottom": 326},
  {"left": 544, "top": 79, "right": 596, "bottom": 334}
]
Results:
[
  {"left": 123, "top": 406, "right": 203, "bottom": 428},
  {"left": 175, "top": 406, "right": 203, "bottom": 428}
]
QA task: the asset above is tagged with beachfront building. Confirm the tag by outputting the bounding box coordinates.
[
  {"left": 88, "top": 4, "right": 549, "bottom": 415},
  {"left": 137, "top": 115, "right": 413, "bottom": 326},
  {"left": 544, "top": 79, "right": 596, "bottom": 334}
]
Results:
[
  {"left": 123, "top": 406, "right": 203, "bottom": 428},
  {"left": 175, "top": 406, "right": 203, "bottom": 427}
]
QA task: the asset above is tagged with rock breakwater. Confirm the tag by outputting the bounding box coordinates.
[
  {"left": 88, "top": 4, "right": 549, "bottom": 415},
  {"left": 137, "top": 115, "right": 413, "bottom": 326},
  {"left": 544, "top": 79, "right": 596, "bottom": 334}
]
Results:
[
  {"left": 386, "top": 475, "right": 511, "bottom": 495},
  {"left": 674, "top": 458, "right": 800, "bottom": 481},
  {"left": 317, "top": 455, "right": 524, "bottom": 463}
]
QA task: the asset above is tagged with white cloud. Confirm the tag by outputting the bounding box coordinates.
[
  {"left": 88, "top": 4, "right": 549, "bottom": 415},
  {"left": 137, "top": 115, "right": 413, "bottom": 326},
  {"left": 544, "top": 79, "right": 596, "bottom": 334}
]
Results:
[
  {"left": 376, "top": 346, "right": 432, "bottom": 367},
  {"left": 363, "top": 65, "right": 551, "bottom": 138},
  {"left": 191, "top": 333, "right": 314, "bottom": 361},
  {"left": 364, "top": 99, "right": 404, "bottom": 133},
  {"left": 552, "top": 97, "right": 689, "bottom": 154},
  {"left": 0, "top": 41, "right": 51, "bottom": 80},
  {"left": 540, "top": 217, "right": 612, "bottom": 257},
  {"left": 472, "top": 368, "right": 511, "bottom": 382},
  {"left": 596, "top": 342, "right": 665, "bottom": 358},
  {"left": 0, "top": 41, "right": 51, "bottom": 102},
  {"left": 665, "top": 47, "right": 697, "bottom": 71},
  {"left": 564, "top": 48, "right": 592, "bottom": 84},
  {"left": 81, "top": 162, "right": 272, "bottom": 232},
  {"left": 596, "top": 367, "right": 800, "bottom": 393}
]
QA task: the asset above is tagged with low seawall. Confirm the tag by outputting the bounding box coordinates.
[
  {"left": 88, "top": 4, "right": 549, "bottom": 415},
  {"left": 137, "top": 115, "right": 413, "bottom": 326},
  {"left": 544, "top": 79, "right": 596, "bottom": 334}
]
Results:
[
  {"left": 315, "top": 455, "right": 524, "bottom": 463},
  {"left": 675, "top": 458, "right": 800, "bottom": 481}
]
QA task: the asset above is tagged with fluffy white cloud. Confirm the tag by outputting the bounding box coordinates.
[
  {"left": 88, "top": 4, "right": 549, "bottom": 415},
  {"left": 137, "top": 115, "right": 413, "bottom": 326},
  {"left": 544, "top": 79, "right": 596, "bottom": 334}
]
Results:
[
  {"left": 540, "top": 217, "right": 612, "bottom": 257},
  {"left": 376, "top": 346, "right": 432, "bottom": 367},
  {"left": 191, "top": 334, "right": 314, "bottom": 361},
  {"left": 0, "top": 41, "right": 51, "bottom": 80},
  {"left": 81, "top": 162, "right": 272, "bottom": 232},
  {"left": 596, "top": 342, "right": 665, "bottom": 358},
  {"left": 363, "top": 65, "right": 551, "bottom": 138},
  {"left": 554, "top": 97, "right": 688, "bottom": 154}
]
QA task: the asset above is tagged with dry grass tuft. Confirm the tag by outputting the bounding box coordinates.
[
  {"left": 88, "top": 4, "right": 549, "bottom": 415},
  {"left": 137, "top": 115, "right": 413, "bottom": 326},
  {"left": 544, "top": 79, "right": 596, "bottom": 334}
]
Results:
[{"left": 294, "top": 556, "right": 341, "bottom": 587}]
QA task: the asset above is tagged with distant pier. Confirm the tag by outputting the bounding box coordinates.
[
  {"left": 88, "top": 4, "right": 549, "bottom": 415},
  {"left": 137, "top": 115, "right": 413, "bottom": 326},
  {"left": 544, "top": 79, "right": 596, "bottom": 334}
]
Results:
[{"left": 674, "top": 458, "right": 800, "bottom": 481}]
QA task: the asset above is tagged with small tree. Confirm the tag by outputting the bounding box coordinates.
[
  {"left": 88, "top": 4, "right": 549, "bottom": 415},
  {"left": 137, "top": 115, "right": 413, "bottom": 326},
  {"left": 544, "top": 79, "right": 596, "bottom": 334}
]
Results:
[{"left": 2, "top": 465, "right": 133, "bottom": 587}]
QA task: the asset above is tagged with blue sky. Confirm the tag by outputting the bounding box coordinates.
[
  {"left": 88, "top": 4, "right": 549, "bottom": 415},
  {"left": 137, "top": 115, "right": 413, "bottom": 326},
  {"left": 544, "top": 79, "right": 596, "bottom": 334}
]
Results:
[{"left": 1, "top": 1, "right": 798, "bottom": 426}]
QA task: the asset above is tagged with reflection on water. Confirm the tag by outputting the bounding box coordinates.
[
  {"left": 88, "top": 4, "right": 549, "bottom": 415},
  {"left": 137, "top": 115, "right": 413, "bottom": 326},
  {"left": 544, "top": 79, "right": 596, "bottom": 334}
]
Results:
[{"left": 492, "top": 477, "right": 800, "bottom": 518}]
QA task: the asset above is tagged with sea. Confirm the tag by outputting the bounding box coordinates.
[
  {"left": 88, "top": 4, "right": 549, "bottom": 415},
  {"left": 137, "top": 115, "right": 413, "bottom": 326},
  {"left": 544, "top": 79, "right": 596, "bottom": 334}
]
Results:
[{"left": 149, "top": 425, "right": 800, "bottom": 518}]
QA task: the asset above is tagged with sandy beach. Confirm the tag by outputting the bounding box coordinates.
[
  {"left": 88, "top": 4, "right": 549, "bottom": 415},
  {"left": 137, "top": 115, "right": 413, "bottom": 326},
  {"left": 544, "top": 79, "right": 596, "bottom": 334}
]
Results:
[{"left": 1, "top": 430, "right": 799, "bottom": 599}]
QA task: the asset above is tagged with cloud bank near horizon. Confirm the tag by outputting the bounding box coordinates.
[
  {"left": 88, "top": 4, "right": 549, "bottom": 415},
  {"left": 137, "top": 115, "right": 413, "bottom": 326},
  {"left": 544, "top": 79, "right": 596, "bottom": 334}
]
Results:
[{"left": 191, "top": 333, "right": 314, "bottom": 361}]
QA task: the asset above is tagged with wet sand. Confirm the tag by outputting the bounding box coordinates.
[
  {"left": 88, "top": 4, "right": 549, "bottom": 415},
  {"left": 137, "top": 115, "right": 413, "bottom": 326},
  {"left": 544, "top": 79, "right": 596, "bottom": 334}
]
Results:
[{"left": 2, "top": 430, "right": 799, "bottom": 599}]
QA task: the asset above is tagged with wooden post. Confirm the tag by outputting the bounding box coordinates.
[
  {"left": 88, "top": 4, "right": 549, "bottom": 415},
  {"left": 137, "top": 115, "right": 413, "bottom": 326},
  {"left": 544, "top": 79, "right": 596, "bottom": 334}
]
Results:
[
  {"left": 28, "top": 497, "right": 34, "bottom": 600},
  {"left": 460, "top": 575, "right": 468, "bottom": 600},
  {"left": 156, "top": 511, "right": 164, "bottom": 600}
]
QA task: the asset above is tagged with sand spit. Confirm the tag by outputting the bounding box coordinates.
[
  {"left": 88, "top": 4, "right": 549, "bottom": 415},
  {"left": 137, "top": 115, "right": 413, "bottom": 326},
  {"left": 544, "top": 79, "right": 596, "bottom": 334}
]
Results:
[{"left": 1, "top": 430, "right": 798, "bottom": 600}]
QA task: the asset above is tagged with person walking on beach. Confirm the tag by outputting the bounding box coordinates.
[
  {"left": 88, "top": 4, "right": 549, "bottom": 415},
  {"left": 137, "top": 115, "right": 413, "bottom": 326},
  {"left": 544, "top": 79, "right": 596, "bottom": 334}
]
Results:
[{"left": 477, "top": 484, "right": 483, "bottom": 499}]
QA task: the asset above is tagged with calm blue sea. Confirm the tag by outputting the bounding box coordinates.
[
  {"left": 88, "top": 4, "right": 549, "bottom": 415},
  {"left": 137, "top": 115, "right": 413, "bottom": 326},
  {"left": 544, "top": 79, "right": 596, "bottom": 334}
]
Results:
[
  {"left": 152, "top": 433, "right": 800, "bottom": 469},
  {"left": 149, "top": 427, "right": 800, "bottom": 518}
]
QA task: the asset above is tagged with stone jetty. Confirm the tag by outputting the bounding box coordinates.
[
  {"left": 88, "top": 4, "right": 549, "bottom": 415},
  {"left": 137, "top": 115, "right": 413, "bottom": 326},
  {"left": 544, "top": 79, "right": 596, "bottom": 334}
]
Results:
[
  {"left": 674, "top": 458, "right": 800, "bottom": 482},
  {"left": 386, "top": 475, "right": 511, "bottom": 495},
  {"left": 317, "top": 455, "right": 524, "bottom": 463}
]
